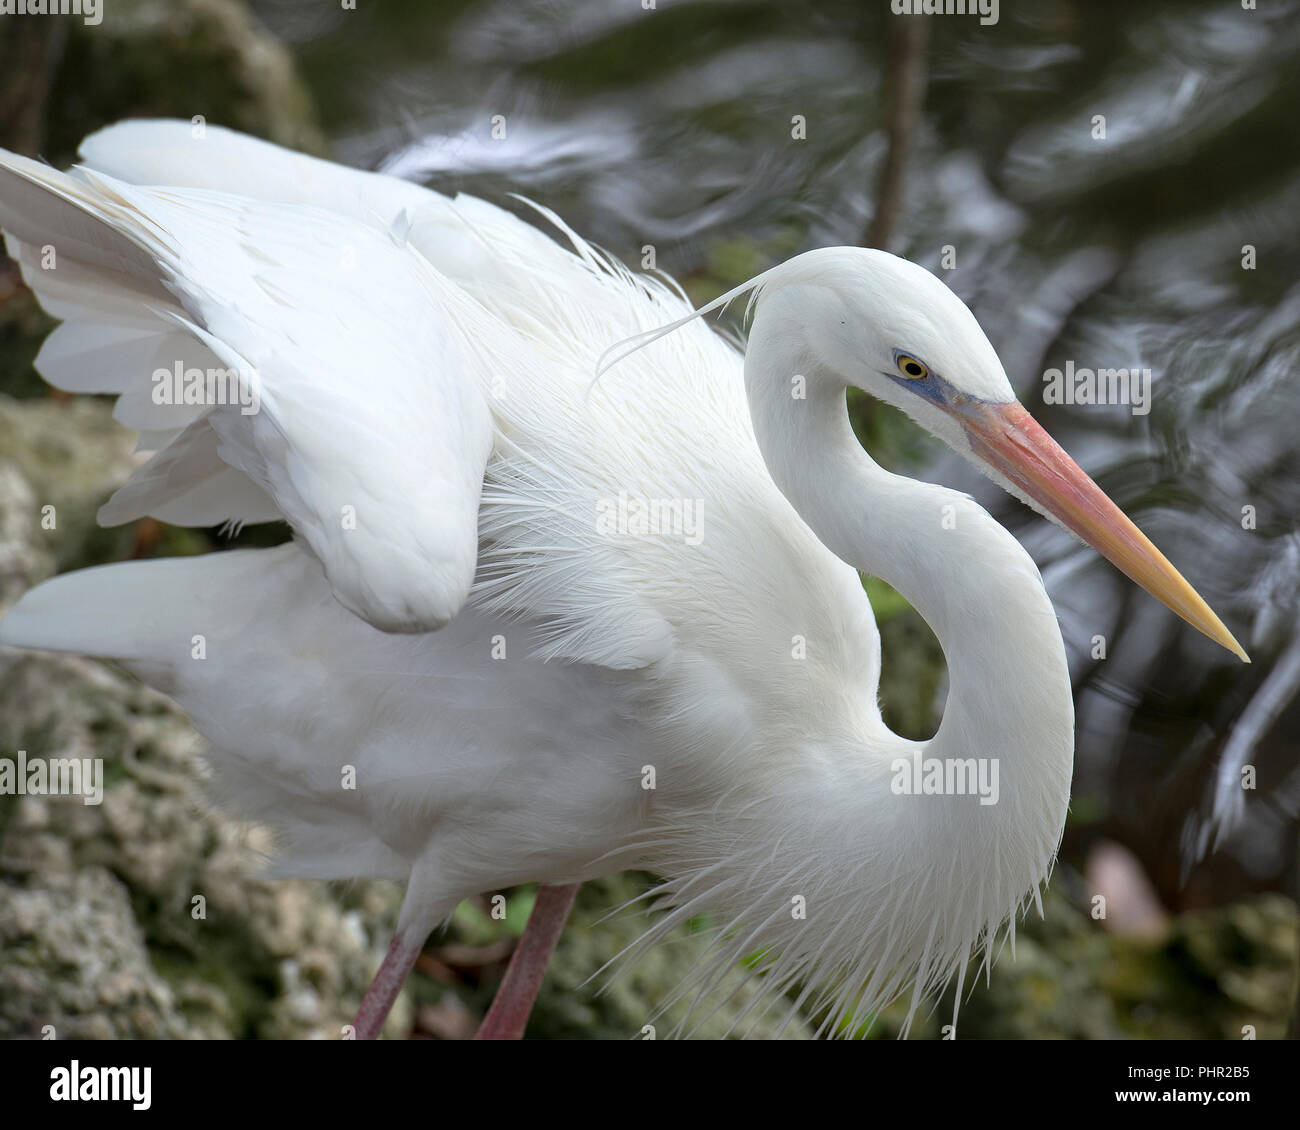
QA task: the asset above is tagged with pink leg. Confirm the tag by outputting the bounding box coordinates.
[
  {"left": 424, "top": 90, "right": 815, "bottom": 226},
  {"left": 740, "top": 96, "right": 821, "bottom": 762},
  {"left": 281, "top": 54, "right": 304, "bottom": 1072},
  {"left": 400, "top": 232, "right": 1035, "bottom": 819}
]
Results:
[
  {"left": 350, "top": 935, "right": 422, "bottom": 1040},
  {"left": 474, "top": 882, "right": 580, "bottom": 1041}
]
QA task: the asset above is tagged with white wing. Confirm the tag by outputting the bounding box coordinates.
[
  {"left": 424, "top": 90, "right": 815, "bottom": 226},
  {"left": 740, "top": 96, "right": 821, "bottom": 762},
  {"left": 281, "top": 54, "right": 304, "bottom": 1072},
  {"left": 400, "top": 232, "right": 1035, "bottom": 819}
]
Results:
[
  {"left": 75, "top": 119, "right": 548, "bottom": 310},
  {"left": 0, "top": 148, "right": 498, "bottom": 632},
  {"left": 0, "top": 123, "right": 886, "bottom": 914}
]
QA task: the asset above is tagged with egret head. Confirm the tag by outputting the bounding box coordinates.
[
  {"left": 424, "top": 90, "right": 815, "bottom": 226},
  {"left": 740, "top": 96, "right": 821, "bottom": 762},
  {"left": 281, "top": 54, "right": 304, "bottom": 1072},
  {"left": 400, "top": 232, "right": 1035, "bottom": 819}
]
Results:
[{"left": 749, "top": 246, "right": 1248, "bottom": 662}]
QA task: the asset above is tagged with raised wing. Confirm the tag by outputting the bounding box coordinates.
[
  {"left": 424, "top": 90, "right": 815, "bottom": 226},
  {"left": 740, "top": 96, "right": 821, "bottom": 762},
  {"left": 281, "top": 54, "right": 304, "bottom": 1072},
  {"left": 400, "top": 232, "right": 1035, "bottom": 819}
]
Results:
[{"left": 0, "top": 149, "right": 500, "bottom": 632}]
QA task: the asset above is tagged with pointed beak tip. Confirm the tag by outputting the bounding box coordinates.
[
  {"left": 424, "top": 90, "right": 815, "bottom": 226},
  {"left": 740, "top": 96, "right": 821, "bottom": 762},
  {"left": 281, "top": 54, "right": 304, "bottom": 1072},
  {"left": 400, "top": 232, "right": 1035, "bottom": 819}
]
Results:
[
  {"left": 1214, "top": 627, "right": 1250, "bottom": 664},
  {"left": 1200, "top": 613, "right": 1250, "bottom": 665}
]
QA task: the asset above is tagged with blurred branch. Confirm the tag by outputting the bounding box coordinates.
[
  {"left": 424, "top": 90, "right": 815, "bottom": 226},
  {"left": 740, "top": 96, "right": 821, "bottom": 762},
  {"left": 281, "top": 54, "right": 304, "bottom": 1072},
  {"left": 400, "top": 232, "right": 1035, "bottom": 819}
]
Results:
[
  {"left": 864, "top": 17, "right": 930, "bottom": 252},
  {"left": 0, "top": 18, "right": 64, "bottom": 155},
  {"left": 1293, "top": 824, "right": 1300, "bottom": 1040}
]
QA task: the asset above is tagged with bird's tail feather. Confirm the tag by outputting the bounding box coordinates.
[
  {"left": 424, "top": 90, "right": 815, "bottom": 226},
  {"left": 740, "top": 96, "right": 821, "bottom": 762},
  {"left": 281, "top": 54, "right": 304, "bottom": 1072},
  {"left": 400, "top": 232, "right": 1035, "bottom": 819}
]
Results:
[
  {"left": 0, "top": 544, "right": 417, "bottom": 880},
  {"left": 0, "top": 548, "right": 277, "bottom": 692}
]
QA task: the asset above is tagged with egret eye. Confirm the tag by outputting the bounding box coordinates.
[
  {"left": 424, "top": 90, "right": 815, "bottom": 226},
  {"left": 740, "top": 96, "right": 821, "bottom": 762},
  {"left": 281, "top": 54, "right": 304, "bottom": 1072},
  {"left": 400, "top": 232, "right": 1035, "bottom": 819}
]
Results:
[{"left": 897, "top": 354, "right": 928, "bottom": 380}]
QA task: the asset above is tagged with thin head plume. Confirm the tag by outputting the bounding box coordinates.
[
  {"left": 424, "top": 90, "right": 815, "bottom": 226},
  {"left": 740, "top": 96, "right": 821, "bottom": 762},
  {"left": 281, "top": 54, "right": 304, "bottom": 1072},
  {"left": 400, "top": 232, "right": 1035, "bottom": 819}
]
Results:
[{"left": 587, "top": 261, "right": 787, "bottom": 398}]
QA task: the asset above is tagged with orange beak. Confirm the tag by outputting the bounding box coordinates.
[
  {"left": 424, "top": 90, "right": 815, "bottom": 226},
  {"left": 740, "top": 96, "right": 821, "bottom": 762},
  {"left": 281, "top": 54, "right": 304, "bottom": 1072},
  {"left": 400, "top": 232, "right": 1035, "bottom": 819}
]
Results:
[{"left": 957, "top": 400, "right": 1248, "bottom": 662}]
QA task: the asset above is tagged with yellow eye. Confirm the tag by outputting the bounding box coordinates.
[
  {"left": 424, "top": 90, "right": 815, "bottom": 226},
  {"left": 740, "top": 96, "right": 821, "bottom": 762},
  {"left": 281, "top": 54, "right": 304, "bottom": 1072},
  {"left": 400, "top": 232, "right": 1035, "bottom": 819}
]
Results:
[{"left": 896, "top": 354, "right": 928, "bottom": 380}]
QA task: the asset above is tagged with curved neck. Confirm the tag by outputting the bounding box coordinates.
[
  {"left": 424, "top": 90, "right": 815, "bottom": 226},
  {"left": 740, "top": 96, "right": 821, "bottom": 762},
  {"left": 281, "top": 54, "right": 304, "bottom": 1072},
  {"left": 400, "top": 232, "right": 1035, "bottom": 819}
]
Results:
[
  {"left": 626, "top": 305, "right": 1080, "bottom": 1031},
  {"left": 623, "top": 306, "right": 1081, "bottom": 1034},
  {"left": 742, "top": 312, "right": 1074, "bottom": 774}
]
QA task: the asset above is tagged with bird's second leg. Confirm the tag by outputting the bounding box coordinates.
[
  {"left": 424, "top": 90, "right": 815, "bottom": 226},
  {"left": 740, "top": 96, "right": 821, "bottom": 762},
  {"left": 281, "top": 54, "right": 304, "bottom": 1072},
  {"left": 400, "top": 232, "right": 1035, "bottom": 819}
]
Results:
[{"left": 474, "top": 882, "right": 581, "bottom": 1040}]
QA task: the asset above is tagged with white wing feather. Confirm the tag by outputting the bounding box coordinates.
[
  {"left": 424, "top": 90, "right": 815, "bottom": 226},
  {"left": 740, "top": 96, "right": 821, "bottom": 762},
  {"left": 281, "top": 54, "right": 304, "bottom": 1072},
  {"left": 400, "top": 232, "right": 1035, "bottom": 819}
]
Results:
[
  {"left": 0, "top": 150, "right": 499, "bottom": 632},
  {"left": 0, "top": 125, "right": 885, "bottom": 964}
]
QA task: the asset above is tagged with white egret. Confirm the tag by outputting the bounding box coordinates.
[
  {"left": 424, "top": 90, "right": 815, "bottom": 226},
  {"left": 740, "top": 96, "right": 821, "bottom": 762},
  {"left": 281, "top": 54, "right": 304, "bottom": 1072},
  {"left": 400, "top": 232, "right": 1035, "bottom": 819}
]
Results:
[{"left": 0, "top": 122, "right": 1246, "bottom": 1039}]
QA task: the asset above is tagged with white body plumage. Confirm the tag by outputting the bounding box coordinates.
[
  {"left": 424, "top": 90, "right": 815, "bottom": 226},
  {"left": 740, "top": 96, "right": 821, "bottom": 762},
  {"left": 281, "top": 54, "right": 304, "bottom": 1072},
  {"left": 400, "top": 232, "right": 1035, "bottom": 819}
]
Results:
[{"left": 6, "top": 120, "right": 1235, "bottom": 1037}]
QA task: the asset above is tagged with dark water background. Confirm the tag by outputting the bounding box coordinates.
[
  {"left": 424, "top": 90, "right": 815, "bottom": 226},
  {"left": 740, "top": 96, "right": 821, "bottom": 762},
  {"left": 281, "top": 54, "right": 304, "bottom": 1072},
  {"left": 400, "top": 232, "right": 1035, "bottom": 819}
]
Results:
[
  {"left": 0, "top": 0, "right": 1291, "bottom": 1041},
  {"left": 244, "top": 0, "right": 1300, "bottom": 913}
]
